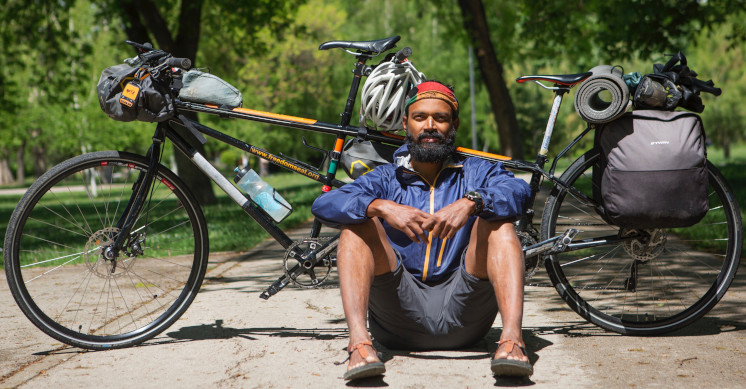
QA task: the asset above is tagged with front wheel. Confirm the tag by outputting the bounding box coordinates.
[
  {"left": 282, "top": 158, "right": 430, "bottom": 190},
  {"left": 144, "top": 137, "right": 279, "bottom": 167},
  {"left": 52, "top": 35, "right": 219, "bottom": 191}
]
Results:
[
  {"left": 4, "top": 151, "right": 209, "bottom": 349},
  {"left": 541, "top": 149, "right": 742, "bottom": 335}
]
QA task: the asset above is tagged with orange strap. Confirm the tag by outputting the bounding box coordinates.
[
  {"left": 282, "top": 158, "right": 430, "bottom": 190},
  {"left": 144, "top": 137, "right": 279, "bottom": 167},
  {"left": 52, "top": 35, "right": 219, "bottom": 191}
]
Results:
[
  {"left": 349, "top": 341, "right": 373, "bottom": 359},
  {"left": 498, "top": 339, "right": 524, "bottom": 354}
]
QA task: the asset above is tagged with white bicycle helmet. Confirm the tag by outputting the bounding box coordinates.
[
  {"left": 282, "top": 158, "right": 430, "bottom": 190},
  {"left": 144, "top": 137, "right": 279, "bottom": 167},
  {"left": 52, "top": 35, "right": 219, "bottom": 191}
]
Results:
[{"left": 360, "top": 60, "right": 425, "bottom": 131}]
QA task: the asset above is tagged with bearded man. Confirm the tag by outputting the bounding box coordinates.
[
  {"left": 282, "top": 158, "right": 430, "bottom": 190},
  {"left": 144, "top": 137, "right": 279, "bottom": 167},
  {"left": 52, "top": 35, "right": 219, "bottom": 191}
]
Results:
[{"left": 311, "top": 81, "right": 533, "bottom": 381}]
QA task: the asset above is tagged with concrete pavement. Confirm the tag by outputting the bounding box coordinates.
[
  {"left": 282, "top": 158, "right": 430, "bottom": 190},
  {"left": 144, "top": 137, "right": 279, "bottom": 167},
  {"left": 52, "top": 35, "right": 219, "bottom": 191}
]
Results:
[{"left": 1, "top": 222, "right": 745, "bottom": 388}]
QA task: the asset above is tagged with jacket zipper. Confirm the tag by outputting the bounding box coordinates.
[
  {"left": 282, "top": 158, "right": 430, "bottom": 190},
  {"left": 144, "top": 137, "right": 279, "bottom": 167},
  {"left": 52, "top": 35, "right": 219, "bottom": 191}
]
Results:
[{"left": 404, "top": 164, "right": 461, "bottom": 281}]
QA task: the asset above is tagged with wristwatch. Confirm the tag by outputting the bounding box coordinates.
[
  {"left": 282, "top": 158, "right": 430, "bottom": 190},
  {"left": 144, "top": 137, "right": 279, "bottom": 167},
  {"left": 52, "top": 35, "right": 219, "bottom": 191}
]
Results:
[{"left": 463, "top": 191, "right": 484, "bottom": 215}]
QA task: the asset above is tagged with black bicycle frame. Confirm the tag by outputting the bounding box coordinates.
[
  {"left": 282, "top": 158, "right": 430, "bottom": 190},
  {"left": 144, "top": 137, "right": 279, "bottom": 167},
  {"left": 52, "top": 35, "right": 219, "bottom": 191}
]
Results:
[{"left": 114, "top": 56, "right": 628, "bottom": 299}]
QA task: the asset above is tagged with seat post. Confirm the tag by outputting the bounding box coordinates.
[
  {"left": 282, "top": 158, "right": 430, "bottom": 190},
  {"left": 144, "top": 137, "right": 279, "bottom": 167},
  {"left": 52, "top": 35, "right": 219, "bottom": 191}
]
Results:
[
  {"left": 537, "top": 87, "right": 569, "bottom": 159},
  {"left": 339, "top": 55, "right": 370, "bottom": 127}
]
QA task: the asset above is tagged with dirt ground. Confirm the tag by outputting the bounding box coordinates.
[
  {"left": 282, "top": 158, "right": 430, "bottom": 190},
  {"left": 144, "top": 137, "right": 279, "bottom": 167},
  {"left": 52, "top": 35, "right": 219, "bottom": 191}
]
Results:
[{"left": 1, "top": 222, "right": 745, "bottom": 388}]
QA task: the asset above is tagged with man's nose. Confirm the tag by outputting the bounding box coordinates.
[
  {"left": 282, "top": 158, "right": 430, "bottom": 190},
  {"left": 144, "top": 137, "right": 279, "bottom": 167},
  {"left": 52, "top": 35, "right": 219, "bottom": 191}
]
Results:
[{"left": 424, "top": 116, "right": 436, "bottom": 130}]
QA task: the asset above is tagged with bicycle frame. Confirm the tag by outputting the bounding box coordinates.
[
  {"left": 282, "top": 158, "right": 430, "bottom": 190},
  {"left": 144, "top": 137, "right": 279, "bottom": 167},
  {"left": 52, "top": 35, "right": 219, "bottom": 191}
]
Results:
[
  {"left": 116, "top": 53, "right": 633, "bottom": 299},
  {"left": 7, "top": 36, "right": 741, "bottom": 351}
]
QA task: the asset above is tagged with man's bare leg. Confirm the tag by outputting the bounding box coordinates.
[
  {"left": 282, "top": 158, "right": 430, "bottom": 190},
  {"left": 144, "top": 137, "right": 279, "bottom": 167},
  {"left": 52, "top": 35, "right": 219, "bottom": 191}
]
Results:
[
  {"left": 337, "top": 219, "right": 398, "bottom": 372},
  {"left": 463, "top": 219, "right": 529, "bottom": 364}
]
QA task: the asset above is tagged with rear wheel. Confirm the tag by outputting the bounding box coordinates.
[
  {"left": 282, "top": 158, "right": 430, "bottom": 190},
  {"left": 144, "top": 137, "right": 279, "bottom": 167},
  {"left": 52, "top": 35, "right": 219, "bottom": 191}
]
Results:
[
  {"left": 4, "top": 151, "right": 209, "bottom": 349},
  {"left": 541, "top": 149, "right": 742, "bottom": 335}
]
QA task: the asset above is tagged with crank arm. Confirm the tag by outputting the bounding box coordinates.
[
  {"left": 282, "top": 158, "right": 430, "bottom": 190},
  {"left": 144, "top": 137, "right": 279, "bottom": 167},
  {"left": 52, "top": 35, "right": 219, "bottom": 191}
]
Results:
[
  {"left": 524, "top": 228, "right": 579, "bottom": 258},
  {"left": 259, "top": 263, "right": 306, "bottom": 300},
  {"left": 296, "top": 235, "right": 339, "bottom": 268}
]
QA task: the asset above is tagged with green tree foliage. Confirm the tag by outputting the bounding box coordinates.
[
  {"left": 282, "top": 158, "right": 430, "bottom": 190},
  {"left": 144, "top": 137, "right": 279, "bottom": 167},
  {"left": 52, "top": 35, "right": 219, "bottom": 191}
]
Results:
[
  {"left": 2, "top": 0, "right": 746, "bottom": 190},
  {"left": 0, "top": 0, "right": 95, "bottom": 183},
  {"left": 692, "top": 14, "right": 746, "bottom": 158}
]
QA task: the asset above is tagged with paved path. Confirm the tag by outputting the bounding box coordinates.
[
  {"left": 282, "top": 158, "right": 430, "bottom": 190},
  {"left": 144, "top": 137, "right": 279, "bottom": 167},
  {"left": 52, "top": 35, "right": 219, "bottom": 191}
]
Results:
[{"left": 1, "top": 222, "right": 745, "bottom": 388}]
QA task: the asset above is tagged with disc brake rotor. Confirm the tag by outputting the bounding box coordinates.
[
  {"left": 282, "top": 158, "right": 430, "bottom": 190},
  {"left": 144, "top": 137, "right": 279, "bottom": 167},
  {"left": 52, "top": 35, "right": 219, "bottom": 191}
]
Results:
[{"left": 83, "top": 227, "right": 135, "bottom": 278}]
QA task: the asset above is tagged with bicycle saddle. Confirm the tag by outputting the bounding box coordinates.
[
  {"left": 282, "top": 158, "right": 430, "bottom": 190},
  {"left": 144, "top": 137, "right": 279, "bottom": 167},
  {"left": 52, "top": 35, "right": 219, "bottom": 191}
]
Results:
[
  {"left": 318, "top": 36, "right": 401, "bottom": 54},
  {"left": 516, "top": 72, "right": 593, "bottom": 86}
]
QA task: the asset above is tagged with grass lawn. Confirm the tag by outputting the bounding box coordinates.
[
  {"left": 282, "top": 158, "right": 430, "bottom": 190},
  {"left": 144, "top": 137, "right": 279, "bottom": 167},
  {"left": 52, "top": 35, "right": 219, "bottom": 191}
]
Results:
[
  {"left": 1, "top": 147, "right": 744, "bottom": 269},
  {"left": 0, "top": 171, "right": 325, "bottom": 268}
]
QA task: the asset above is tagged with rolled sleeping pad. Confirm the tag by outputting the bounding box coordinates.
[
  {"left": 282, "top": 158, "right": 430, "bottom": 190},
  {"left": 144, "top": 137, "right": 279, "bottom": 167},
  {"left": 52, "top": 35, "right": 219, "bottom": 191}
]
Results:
[{"left": 574, "top": 65, "right": 629, "bottom": 124}]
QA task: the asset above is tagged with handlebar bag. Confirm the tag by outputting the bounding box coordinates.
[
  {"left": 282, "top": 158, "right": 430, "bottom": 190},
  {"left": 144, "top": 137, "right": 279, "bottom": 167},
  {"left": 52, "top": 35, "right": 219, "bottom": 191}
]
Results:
[
  {"left": 340, "top": 139, "right": 397, "bottom": 179},
  {"left": 97, "top": 64, "right": 175, "bottom": 122},
  {"left": 593, "top": 110, "right": 708, "bottom": 229},
  {"left": 178, "top": 70, "right": 242, "bottom": 109}
]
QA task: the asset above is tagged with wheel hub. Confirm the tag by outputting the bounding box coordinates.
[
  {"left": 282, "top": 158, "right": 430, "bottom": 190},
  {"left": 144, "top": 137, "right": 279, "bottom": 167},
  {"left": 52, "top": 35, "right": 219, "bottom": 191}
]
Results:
[
  {"left": 83, "top": 227, "right": 135, "bottom": 278},
  {"left": 621, "top": 228, "right": 667, "bottom": 261}
]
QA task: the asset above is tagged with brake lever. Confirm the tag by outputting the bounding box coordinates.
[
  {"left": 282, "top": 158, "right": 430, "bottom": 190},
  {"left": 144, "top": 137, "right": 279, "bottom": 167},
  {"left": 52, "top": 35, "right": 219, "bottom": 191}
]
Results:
[{"left": 125, "top": 40, "right": 153, "bottom": 53}]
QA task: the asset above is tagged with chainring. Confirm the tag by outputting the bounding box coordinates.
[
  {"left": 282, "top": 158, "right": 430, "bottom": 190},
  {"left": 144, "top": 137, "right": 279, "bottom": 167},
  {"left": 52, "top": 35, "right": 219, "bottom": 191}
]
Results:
[
  {"left": 518, "top": 230, "right": 540, "bottom": 280},
  {"left": 283, "top": 238, "right": 333, "bottom": 288}
]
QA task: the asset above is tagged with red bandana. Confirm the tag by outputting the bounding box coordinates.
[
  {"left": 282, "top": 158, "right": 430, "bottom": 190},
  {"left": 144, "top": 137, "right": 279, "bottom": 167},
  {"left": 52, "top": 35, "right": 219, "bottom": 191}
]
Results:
[{"left": 404, "top": 81, "right": 459, "bottom": 114}]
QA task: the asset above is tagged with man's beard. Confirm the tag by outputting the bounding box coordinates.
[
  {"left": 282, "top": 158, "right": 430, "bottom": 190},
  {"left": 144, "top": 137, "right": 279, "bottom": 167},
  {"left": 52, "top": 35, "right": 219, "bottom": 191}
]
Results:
[{"left": 407, "top": 127, "right": 457, "bottom": 163}]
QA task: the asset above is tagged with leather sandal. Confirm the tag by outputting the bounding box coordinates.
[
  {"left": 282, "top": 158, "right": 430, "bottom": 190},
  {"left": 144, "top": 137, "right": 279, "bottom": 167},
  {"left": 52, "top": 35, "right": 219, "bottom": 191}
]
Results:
[
  {"left": 339, "top": 341, "right": 386, "bottom": 381},
  {"left": 490, "top": 339, "right": 533, "bottom": 377}
]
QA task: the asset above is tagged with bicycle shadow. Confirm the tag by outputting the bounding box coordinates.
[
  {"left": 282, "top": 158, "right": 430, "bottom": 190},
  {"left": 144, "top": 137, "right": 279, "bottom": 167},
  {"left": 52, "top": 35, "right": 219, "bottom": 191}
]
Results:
[
  {"left": 162, "top": 321, "right": 555, "bottom": 387},
  {"left": 164, "top": 319, "right": 348, "bottom": 342}
]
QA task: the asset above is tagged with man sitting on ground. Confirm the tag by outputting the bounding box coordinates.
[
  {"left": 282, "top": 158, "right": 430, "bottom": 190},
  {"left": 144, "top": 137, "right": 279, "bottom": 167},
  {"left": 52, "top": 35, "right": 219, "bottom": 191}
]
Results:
[{"left": 312, "top": 81, "right": 533, "bottom": 381}]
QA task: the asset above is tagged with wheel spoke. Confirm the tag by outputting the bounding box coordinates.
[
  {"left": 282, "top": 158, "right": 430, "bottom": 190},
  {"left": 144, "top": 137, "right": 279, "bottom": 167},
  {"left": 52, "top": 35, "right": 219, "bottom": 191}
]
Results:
[
  {"left": 6, "top": 153, "right": 207, "bottom": 349},
  {"left": 542, "top": 152, "right": 741, "bottom": 334}
]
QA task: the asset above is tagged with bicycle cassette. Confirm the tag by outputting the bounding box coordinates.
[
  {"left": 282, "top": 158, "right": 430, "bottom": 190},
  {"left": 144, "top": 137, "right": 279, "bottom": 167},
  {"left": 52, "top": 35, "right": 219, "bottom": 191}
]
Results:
[{"left": 283, "top": 238, "right": 334, "bottom": 288}]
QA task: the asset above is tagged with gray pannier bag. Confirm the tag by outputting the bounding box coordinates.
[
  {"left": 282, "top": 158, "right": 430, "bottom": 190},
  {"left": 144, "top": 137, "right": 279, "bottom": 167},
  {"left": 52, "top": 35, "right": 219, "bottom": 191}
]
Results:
[
  {"left": 593, "top": 110, "right": 708, "bottom": 229},
  {"left": 340, "top": 139, "right": 397, "bottom": 179},
  {"left": 178, "top": 69, "right": 243, "bottom": 108}
]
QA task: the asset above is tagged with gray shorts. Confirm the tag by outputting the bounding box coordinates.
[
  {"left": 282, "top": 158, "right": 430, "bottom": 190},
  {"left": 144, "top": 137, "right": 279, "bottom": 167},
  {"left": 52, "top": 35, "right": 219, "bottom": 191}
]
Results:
[{"left": 368, "top": 250, "right": 498, "bottom": 351}]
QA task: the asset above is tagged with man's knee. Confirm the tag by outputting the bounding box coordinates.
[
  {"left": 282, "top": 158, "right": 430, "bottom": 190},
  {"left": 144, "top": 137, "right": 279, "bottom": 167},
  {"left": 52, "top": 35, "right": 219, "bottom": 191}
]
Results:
[
  {"left": 339, "top": 219, "right": 397, "bottom": 275},
  {"left": 340, "top": 219, "right": 380, "bottom": 242},
  {"left": 464, "top": 218, "right": 522, "bottom": 279},
  {"left": 472, "top": 218, "right": 520, "bottom": 246}
]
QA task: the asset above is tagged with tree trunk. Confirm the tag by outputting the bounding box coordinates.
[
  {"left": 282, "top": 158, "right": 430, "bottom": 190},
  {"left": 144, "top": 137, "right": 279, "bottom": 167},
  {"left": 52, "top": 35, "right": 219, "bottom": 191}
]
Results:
[
  {"left": 457, "top": 0, "right": 524, "bottom": 159},
  {"left": 15, "top": 141, "right": 25, "bottom": 184},
  {"left": 31, "top": 132, "right": 46, "bottom": 177},
  {"left": 0, "top": 147, "right": 13, "bottom": 185},
  {"left": 121, "top": 0, "right": 216, "bottom": 205}
]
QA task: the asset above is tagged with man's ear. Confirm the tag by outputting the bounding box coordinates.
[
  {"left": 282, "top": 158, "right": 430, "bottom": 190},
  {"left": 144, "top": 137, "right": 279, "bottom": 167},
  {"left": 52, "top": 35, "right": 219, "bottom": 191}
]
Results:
[
  {"left": 402, "top": 115, "right": 408, "bottom": 130},
  {"left": 454, "top": 117, "right": 460, "bottom": 130}
]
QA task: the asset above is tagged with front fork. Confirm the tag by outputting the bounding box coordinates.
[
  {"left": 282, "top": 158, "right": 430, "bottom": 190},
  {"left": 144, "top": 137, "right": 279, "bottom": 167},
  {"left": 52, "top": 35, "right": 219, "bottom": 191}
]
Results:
[{"left": 105, "top": 124, "right": 167, "bottom": 266}]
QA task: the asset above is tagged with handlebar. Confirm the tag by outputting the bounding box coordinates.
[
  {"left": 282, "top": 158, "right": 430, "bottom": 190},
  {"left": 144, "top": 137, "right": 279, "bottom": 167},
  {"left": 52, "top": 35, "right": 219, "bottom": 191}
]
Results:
[
  {"left": 124, "top": 40, "right": 192, "bottom": 70},
  {"left": 166, "top": 57, "right": 192, "bottom": 70}
]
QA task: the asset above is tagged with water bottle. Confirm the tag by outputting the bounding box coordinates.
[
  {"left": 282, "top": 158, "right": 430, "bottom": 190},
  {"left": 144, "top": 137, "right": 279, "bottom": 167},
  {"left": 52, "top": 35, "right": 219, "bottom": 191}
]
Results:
[{"left": 234, "top": 167, "right": 292, "bottom": 222}]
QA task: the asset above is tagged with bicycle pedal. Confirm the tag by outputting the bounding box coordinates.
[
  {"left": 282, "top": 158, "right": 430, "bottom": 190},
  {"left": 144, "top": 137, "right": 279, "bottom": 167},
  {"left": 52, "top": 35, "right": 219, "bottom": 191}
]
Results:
[{"left": 554, "top": 228, "right": 579, "bottom": 251}]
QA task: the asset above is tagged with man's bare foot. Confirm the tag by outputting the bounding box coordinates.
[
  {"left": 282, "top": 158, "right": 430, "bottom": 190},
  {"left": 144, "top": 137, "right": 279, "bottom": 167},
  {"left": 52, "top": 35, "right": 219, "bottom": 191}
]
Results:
[
  {"left": 343, "top": 341, "right": 386, "bottom": 381},
  {"left": 493, "top": 339, "right": 529, "bottom": 362},
  {"left": 491, "top": 339, "right": 533, "bottom": 377}
]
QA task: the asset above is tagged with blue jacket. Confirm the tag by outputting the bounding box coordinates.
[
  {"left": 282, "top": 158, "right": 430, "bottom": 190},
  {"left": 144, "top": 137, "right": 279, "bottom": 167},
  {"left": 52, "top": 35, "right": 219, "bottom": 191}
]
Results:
[{"left": 312, "top": 145, "right": 531, "bottom": 282}]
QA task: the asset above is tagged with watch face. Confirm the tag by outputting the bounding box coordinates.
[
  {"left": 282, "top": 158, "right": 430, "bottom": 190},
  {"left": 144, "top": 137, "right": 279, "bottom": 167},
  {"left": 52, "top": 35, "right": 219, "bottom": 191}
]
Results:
[
  {"left": 464, "top": 191, "right": 483, "bottom": 214},
  {"left": 465, "top": 191, "right": 481, "bottom": 201}
]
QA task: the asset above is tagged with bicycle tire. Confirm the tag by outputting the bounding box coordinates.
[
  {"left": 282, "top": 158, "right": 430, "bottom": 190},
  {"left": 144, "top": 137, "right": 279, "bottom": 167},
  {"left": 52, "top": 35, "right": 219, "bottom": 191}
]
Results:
[
  {"left": 541, "top": 149, "right": 742, "bottom": 335},
  {"left": 4, "top": 151, "right": 209, "bottom": 350}
]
